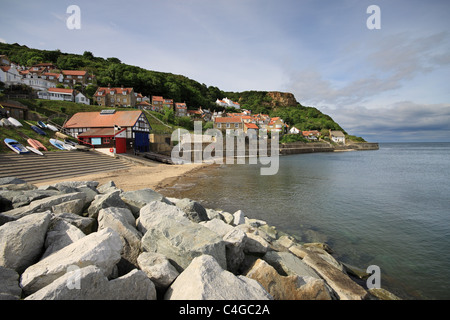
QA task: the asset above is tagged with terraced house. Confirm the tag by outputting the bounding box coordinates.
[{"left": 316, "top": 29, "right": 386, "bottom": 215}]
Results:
[{"left": 94, "top": 86, "right": 136, "bottom": 107}]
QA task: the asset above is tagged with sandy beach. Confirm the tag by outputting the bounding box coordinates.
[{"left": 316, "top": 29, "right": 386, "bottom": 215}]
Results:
[{"left": 34, "top": 162, "right": 212, "bottom": 192}]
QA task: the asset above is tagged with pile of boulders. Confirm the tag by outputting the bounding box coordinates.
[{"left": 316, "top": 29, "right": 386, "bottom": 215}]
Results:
[{"left": 0, "top": 176, "right": 397, "bottom": 300}]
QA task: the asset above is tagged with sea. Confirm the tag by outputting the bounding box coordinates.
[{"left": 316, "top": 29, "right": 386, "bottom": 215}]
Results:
[{"left": 160, "top": 142, "right": 450, "bottom": 300}]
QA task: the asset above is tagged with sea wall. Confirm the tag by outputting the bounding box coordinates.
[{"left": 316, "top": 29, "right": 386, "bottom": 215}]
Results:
[
  {"left": 0, "top": 176, "right": 398, "bottom": 300},
  {"left": 280, "top": 142, "right": 334, "bottom": 155}
]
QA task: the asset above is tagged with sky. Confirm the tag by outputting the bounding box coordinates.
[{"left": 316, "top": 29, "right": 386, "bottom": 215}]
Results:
[{"left": 1, "top": 0, "right": 449, "bottom": 142}]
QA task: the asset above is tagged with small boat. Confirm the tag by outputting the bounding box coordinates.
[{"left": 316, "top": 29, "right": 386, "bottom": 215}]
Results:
[
  {"left": 46, "top": 124, "right": 59, "bottom": 132},
  {"left": 27, "top": 138, "right": 48, "bottom": 151},
  {"left": 4, "top": 138, "right": 30, "bottom": 154},
  {"left": 49, "top": 138, "right": 66, "bottom": 150},
  {"left": 1, "top": 118, "right": 12, "bottom": 126},
  {"left": 8, "top": 117, "right": 23, "bottom": 127},
  {"left": 31, "top": 125, "right": 47, "bottom": 136},
  {"left": 64, "top": 139, "right": 78, "bottom": 147},
  {"left": 26, "top": 146, "right": 44, "bottom": 156},
  {"left": 37, "top": 121, "right": 47, "bottom": 129},
  {"left": 59, "top": 140, "right": 77, "bottom": 150}
]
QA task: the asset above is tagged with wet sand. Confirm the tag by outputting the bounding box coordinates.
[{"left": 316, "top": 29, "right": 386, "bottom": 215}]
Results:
[{"left": 34, "top": 162, "right": 213, "bottom": 192}]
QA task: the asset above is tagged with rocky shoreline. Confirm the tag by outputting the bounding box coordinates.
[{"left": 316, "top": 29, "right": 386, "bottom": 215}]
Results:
[{"left": 0, "top": 176, "right": 399, "bottom": 300}]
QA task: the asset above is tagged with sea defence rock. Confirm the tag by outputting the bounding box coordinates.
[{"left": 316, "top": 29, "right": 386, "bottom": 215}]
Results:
[
  {"left": 0, "top": 212, "right": 51, "bottom": 273},
  {"left": 20, "top": 228, "right": 122, "bottom": 295},
  {"left": 25, "top": 265, "right": 156, "bottom": 300},
  {"left": 120, "top": 188, "right": 171, "bottom": 217},
  {"left": 246, "top": 259, "right": 332, "bottom": 300},
  {"left": 165, "top": 255, "right": 272, "bottom": 300},
  {"left": 141, "top": 210, "right": 227, "bottom": 271},
  {"left": 0, "top": 177, "right": 394, "bottom": 301}
]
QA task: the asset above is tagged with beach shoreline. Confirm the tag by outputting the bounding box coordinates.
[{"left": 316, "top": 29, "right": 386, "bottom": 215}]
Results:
[{"left": 33, "top": 162, "right": 213, "bottom": 192}]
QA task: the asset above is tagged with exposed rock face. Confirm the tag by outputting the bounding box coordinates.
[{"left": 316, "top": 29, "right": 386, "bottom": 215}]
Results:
[{"left": 267, "top": 91, "right": 298, "bottom": 108}]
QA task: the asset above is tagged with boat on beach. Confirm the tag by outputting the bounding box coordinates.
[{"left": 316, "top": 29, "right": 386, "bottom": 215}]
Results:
[
  {"left": 49, "top": 138, "right": 66, "bottom": 150},
  {"left": 37, "top": 121, "right": 47, "bottom": 129},
  {"left": 46, "top": 124, "right": 59, "bottom": 132},
  {"left": 27, "top": 138, "right": 48, "bottom": 151},
  {"left": 8, "top": 117, "right": 23, "bottom": 127},
  {"left": 31, "top": 125, "right": 47, "bottom": 136},
  {"left": 4, "top": 138, "right": 30, "bottom": 154},
  {"left": 26, "top": 146, "right": 44, "bottom": 156}
]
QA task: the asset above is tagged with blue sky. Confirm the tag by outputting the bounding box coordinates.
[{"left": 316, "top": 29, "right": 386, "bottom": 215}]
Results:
[{"left": 1, "top": 0, "right": 449, "bottom": 142}]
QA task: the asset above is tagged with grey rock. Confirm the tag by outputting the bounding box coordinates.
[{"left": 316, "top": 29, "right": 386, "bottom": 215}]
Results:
[
  {"left": 25, "top": 265, "right": 156, "bottom": 300},
  {"left": 141, "top": 212, "right": 226, "bottom": 272},
  {"left": 98, "top": 207, "right": 142, "bottom": 269},
  {"left": 263, "top": 251, "right": 321, "bottom": 279},
  {"left": 87, "top": 190, "right": 128, "bottom": 219},
  {"left": 0, "top": 212, "right": 51, "bottom": 273},
  {"left": 0, "top": 266, "right": 22, "bottom": 300},
  {"left": 165, "top": 255, "right": 272, "bottom": 300},
  {"left": 136, "top": 200, "right": 187, "bottom": 234},
  {"left": 41, "top": 220, "right": 85, "bottom": 260},
  {"left": 137, "top": 252, "right": 179, "bottom": 291},
  {"left": 302, "top": 252, "right": 368, "bottom": 300},
  {"left": 54, "top": 212, "right": 96, "bottom": 234},
  {"left": 20, "top": 227, "right": 122, "bottom": 295},
  {"left": 175, "top": 198, "right": 208, "bottom": 222},
  {"left": 0, "top": 177, "right": 28, "bottom": 185},
  {"left": 2, "top": 192, "right": 87, "bottom": 219},
  {"left": 120, "top": 188, "right": 171, "bottom": 217},
  {"left": 0, "top": 189, "right": 60, "bottom": 209},
  {"left": 233, "top": 210, "right": 246, "bottom": 226},
  {"left": 51, "top": 198, "right": 85, "bottom": 215}
]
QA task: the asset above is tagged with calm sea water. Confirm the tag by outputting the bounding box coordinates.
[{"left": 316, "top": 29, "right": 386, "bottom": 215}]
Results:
[{"left": 160, "top": 143, "right": 450, "bottom": 300}]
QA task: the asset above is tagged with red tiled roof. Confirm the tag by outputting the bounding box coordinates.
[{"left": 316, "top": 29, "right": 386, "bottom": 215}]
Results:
[
  {"left": 62, "top": 70, "right": 87, "bottom": 76},
  {"left": 64, "top": 110, "right": 144, "bottom": 129},
  {"left": 245, "top": 123, "right": 259, "bottom": 129},
  {"left": 215, "top": 117, "right": 242, "bottom": 123},
  {"left": 77, "top": 127, "right": 126, "bottom": 137},
  {"left": 94, "top": 87, "right": 133, "bottom": 96},
  {"left": 48, "top": 87, "right": 74, "bottom": 94}
]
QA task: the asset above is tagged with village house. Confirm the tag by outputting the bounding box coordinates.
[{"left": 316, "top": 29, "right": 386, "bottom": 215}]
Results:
[
  {"left": 136, "top": 100, "right": 152, "bottom": 110},
  {"left": 0, "top": 65, "right": 22, "bottom": 87},
  {"left": 289, "top": 126, "right": 301, "bottom": 134},
  {"left": 61, "top": 70, "right": 94, "bottom": 87},
  {"left": 215, "top": 97, "right": 240, "bottom": 109},
  {"left": 244, "top": 122, "right": 259, "bottom": 136},
  {"left": 175, "top": 102, "right": 187, "bottom": 117},
  {"left": 214, "top": 116, "right": 244, "bottom": 134},
  {"left": 266, "top": 117, "right": 287, "bottom": 134},
  {"left": 151, "top": 96, "right": 164, "bottom": 112},
  {"left": 94, "top": 86, "right": 136, "bottom": 107},
  {"left": 330, "top": 130, "right": 346, "bottom": 144},
  {"left": 63, "top": 109, "right": 152, "bottom": 153},
  {"left": 37, "top": 87, "right": 75, "bottom": 102},
  {"left": 302, "top": 130, "right": 320, "bottom": 141}
]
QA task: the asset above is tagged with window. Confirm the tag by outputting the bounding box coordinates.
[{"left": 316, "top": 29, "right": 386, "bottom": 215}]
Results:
[
  {"left": 217, "top": 123, "right": 221, "bottom": 128},
  {"left": 103, "top": 138, "right": 110, "bottom": 144},
  {"left": 226, "top": 123, "right": 231, "bottom": 128},
  {"left": 235, "top": 123, "right": 239, "bottom": 128}
]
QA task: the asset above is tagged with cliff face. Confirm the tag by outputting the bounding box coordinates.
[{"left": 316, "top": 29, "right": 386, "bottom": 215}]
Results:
[{"left": 267, "top": 92, "right": 298, "bottom": 108}]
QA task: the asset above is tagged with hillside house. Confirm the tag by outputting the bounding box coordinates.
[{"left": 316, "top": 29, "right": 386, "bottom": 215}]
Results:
[
  {"left": 215, "top": 97, "right": 240, "bottom": 109},
  {"left": 37, "top": 87, "right": 75, "bottom": 101},
  {"left": 330, "top": 130, "right": 345, "bottom": 144},
  {"left": 63, "top": 110, "right": 152, "bottom": 153},
  {"left": 175, "top": 102, "right": 187, "bottom": 117},
  {"left": 214, "top": 116, "right": 244, "bottom": 134},
  {"left": 302, "top": 130, "right": 320, "bottom": 140},
  {"left": 94, "top": 86, "right": 136, "bottom": 107}
]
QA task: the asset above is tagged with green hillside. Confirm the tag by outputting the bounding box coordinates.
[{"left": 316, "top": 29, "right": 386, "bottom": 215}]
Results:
[{"left": 0, "top": 42, "right": 364, "bottom": 141}]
